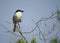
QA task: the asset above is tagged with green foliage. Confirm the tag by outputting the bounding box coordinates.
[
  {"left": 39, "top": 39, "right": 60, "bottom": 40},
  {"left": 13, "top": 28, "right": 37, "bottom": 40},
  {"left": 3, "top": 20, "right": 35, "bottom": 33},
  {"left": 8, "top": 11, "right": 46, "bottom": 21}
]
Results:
[
  {"left": 50, "top": 37, "right": 58, "bottom": 43},
  {"left": 16, "top": 38, "right": 26, "bottom": 43},
  {"left": 57, "top": 10, "right": 60, "bottom": 20},
  {"left": 31, "top": 37, "right": 37, "bottom": 43},
  {"left": 57, "top": 10, "right": 60, "bottom": 15}
]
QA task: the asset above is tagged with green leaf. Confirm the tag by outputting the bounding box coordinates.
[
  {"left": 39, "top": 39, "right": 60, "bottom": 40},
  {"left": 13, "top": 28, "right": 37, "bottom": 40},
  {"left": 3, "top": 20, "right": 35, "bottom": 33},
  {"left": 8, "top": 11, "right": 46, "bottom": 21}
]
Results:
[
  {"left": 57, "top": 10, "right": 60, "bottom": 15},
  {"left": 57, "top": 10, "right": 60, "bottom": 20},
  {"left": 16, "top": 38, "right": 26, "bottom": 43},
  {"left": 31, "top": 38, "right": 37, "bottom": 43},
  {"left": 50, "top": 37, "right": 58, "bottom": 43}
]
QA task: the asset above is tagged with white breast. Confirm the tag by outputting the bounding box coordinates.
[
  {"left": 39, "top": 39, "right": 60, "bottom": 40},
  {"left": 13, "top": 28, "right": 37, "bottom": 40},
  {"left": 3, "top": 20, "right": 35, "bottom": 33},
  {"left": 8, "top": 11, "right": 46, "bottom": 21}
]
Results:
[{"left": 15, "top": 12, "right": 22, "bottom": 19}]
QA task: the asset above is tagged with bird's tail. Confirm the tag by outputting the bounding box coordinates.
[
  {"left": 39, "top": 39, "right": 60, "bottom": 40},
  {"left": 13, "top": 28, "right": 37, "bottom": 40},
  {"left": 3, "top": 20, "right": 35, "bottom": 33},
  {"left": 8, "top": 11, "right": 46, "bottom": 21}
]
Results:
[{"left": 13, "top": 24, "right": 16, "bottom": 32}]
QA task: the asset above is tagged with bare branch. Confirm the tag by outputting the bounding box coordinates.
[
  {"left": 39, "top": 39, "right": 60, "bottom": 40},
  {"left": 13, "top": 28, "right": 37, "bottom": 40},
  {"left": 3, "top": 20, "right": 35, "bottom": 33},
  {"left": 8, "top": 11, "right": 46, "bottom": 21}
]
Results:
[
  {"left": 0, "top": 24, "right": 21, "bottom": 37},
  {"left": 44, "top": 24, "right": 56, "bottom": 36},
  {"left": 22, "top": 26, "right": 36, "bottom": 34},
  {"left": 18, "top": 23, "right": 28, "bottom": 43},
  {"left": 36, "top": 12, "right": 56, "bottom": 24}
]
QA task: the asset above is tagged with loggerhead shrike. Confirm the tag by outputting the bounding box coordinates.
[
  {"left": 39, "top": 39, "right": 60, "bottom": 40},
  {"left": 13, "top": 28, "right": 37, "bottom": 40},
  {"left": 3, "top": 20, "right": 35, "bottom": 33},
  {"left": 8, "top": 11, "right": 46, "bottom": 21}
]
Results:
[{"left": 13, "top": 9, "right": 24, "bottom": 32}]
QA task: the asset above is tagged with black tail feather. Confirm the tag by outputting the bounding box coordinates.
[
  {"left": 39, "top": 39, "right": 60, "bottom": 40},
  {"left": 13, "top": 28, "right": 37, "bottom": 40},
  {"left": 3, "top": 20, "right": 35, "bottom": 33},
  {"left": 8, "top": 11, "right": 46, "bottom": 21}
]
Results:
[{"left": 13, "top": 24, "right": 16, "bottom": 32}]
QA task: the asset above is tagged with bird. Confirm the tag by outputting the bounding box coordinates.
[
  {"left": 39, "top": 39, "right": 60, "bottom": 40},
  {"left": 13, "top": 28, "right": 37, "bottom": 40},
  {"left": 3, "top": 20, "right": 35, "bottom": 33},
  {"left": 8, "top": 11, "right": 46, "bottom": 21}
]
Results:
[{"left": 13, "top": 9, "right": 24, "bottom": 32}]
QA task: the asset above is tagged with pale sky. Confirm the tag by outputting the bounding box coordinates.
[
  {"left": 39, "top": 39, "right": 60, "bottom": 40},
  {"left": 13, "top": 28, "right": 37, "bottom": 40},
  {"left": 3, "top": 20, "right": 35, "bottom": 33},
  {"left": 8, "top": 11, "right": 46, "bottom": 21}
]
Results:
[{"left": 0, "top": 0, "right": 60, "bottom": 43}]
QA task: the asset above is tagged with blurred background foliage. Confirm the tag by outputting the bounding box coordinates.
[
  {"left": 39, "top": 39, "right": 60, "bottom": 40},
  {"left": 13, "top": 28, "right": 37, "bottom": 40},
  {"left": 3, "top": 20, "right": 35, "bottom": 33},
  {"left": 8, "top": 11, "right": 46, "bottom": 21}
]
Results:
[
  {"left": 16, "top": 37, "right": 37, "bottom": 43},
  {"left": 31, "top": 37, "right": 37, "bottom": 43},
  {"left": 16, "top": 38, "right": 26, "bottom": 43},
  {"left": 57, "top": 10, "right": 60, "bottom": 20},
  {"left": 50, "top": 37, "right": 58, "bottom": 43},
  {"left": 49, "top": 36, "right": 60, "bottom": 43}
]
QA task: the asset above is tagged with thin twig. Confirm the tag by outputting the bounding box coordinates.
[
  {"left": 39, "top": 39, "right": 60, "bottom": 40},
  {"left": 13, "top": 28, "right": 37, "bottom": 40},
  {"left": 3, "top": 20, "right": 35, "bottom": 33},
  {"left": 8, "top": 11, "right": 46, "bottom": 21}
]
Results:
[
  {"left": 18, "top": 23, "right": 28, "bottom": 43},
  {"left": 36, "top": 12, "right": 56, "bottom": 24},
  {"left": 0, "top": 24, "right": 21, "bottom": 37},
  {"left": 19, "top": 31, "right": 28, "bottom": 43},
  {"left": 44, "top": 24, "right": 56, "bottom": 36},
  {"left": 22, "top": 26, "right": 36, "bottom": 34}
]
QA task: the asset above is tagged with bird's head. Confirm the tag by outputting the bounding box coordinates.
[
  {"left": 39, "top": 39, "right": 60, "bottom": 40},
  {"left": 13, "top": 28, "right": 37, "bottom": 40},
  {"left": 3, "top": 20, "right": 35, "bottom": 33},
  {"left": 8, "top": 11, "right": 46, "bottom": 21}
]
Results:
[{"left": 15, "top": 9, "right": 24, "bottom": 15}]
